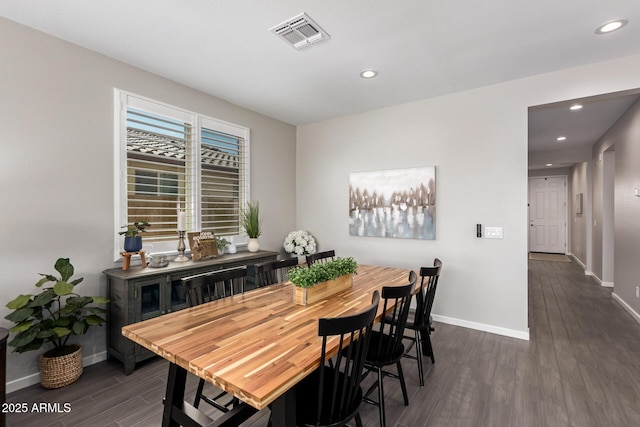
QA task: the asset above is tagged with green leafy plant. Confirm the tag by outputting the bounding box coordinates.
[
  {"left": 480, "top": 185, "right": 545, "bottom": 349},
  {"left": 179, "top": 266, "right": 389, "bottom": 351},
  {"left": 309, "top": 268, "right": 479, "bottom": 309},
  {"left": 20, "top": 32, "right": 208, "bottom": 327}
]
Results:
[
  {"left": 4, "top": 258, "right": 110, "bottom": 356},
  {"left": 288, "top": 257, "right": 358, "bottom": 288},
  {"left": 215, "top": 236, "right": 229, "bottom": 250},
  {"left": 241, "top": 202, "right": 262, "bottom": 238},
  {"left": 118, "top": 220, "right": 149, "bottom": 237}
]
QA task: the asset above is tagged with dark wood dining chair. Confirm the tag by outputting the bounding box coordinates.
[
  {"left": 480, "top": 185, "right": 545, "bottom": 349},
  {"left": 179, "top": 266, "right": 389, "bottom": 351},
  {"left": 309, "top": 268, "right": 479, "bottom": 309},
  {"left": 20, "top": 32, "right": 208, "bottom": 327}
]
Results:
[
  {"left": 306, "top": 249, "right": 336, "bottom": 266},
  {"left": 181, "top": 266, "right": 247, "bottom": 412},
  {"left": 182, "top": 266, "right": 247, "bottom": 306},
  {"left": 402, "top": 258, "right": 442, "bottom": 386},
  {"left": 288, "top": 291, "right": 380, "bottom": 427},
  {"left": 362, "top": 271, "right": 417, "bottom": 427},
  {"left": 254, "top": 257, "right": 298, "bottom": 287}
]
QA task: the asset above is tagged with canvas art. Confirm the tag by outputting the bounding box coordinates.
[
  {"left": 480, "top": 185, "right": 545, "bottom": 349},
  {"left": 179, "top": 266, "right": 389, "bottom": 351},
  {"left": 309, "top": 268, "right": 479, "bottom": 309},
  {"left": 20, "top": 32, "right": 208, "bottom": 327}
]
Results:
[{"left": 349, "top": 166, "right": 436, "bottom": 239}]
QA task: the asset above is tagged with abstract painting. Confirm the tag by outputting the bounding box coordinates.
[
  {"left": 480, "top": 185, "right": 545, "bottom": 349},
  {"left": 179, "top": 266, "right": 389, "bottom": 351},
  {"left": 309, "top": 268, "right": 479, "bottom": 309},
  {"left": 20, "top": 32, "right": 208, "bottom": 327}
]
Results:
[{"left": 349, "top": 167, "right": 436, "bottom": 239}]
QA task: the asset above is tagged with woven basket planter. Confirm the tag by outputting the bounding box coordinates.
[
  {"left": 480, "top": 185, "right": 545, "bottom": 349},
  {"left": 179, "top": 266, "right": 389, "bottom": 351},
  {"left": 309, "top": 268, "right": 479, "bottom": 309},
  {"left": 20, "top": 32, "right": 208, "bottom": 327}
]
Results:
[{"left": 39, "top": 344, "right": 83, "bottom": 389}]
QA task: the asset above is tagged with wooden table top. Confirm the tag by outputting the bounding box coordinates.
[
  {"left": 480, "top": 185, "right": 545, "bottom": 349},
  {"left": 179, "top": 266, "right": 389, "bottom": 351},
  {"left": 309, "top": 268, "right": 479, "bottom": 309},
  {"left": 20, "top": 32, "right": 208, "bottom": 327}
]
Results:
[{"left": 122, "top": 264, "right": 411, "bottom": 410}]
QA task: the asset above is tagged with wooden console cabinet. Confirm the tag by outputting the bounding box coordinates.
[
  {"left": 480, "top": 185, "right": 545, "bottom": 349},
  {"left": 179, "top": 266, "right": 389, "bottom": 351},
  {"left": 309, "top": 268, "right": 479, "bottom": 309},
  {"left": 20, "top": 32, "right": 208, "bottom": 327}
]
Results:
[{"left": 103, "top": 250, "right": 278, "bottom": 374}]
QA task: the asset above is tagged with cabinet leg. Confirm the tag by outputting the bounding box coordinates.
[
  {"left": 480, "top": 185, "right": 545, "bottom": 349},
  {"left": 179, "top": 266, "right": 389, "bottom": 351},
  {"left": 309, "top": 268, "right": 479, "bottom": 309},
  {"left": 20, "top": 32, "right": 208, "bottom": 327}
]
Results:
[{"left": 124, "top": 360, "right": 135, "bottom": 375}]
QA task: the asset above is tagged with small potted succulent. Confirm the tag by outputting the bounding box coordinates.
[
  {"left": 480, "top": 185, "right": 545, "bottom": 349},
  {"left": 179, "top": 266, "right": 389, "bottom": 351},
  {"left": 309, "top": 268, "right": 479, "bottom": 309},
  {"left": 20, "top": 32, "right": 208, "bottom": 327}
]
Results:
[
  {"left": 215, "top": 236, "right": 229, "bottom": 255},
  {"left": 4, "top": 258, "right": 109, "bottom": 388},
  {"left": 118, "top": 220, "right": 149, "bottom": 252}
]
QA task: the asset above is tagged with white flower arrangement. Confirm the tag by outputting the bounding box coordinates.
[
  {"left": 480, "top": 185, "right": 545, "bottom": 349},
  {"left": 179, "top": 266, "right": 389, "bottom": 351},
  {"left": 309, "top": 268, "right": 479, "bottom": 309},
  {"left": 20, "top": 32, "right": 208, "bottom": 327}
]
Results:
[{"left": 283, "top": 230, "right": 317, "bottom": 256}]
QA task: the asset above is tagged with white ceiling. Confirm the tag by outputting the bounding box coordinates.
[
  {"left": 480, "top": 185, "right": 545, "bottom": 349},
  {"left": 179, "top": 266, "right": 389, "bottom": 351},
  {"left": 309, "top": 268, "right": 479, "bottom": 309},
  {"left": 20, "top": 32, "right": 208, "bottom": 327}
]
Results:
[
  {"left": 2, "top": 0, "right": 640, "bottom": 165},
  {"left": 528, "top": 91, "right": 640, "bottom": 169}
]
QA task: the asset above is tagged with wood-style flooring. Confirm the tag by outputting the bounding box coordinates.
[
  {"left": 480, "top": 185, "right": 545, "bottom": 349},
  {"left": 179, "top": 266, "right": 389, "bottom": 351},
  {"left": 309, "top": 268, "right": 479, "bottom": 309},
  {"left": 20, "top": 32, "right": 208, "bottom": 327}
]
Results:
[{"left": 7, "top": 258, "right": 640, "bottom": 426}]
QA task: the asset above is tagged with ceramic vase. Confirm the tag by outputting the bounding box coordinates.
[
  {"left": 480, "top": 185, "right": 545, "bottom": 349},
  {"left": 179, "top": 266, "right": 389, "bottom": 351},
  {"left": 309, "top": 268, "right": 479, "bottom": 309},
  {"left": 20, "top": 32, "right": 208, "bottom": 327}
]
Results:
[{"left": 247, "top": 238, "right": 260, "bottom": 252}]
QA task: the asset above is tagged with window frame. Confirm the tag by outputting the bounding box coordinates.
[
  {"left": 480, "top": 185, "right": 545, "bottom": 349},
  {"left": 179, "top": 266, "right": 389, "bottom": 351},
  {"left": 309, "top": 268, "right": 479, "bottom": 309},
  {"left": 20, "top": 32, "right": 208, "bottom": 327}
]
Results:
[{"left": 114, "top": 89, "right": 250, "bottom": 260}]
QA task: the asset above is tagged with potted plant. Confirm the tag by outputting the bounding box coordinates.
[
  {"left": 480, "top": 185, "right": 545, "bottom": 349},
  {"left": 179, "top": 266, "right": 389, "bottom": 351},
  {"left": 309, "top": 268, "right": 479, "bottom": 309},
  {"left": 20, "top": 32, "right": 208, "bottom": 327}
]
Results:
[
  {"left": 283, "top": 230, "right": 317, "bottom": 262},
  {"left": 215, "top": 236, "right": 229, "bottom": 255},
  {"left": 118, "top": 220, "right": 149, "bottom": 252},
  {"left": 288, "top": 257, "right": 358, "bottom": 305},
  {"left": 4, "top": 258, "right": 109, "bottom": 389},
  {"left": 241, "top": 202, "right": 262, "bottom": 252}
]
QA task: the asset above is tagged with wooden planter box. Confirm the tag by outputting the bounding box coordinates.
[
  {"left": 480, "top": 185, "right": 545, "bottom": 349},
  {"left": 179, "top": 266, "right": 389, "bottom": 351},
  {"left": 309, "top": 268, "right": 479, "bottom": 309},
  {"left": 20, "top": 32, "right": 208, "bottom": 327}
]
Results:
[{"left": 292, "top": 273, "right": 353, "bottom": 306}]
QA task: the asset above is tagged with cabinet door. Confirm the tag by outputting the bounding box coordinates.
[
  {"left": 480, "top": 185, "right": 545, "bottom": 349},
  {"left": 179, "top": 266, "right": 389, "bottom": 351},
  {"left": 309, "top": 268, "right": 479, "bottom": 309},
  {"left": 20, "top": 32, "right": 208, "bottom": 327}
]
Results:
[
  {"left": 134, "top": 278, "right": 165, "bottom": 321},
  {"left": 167, "top": 278, "right": 188, "bottom": 313}
]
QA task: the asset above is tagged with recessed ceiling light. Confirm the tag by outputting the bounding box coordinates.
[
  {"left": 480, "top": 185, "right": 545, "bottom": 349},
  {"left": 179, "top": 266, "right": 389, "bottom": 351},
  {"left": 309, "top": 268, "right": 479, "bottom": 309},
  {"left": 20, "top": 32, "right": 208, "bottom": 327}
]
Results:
[
  {"left": 546, "top": 163, "right": 553, "bottom": 167},
  {"left": 570, "top": 104, "right": 583, "bottom": 110},
  {"left": 360, "top": 70, "right": 378, "bottom": 79},
  {"left": 557, "top": 136, "right": 567, "bottom": 141},
  {"left": 595, "top": 19, "right": 628, "bottom": 34}
]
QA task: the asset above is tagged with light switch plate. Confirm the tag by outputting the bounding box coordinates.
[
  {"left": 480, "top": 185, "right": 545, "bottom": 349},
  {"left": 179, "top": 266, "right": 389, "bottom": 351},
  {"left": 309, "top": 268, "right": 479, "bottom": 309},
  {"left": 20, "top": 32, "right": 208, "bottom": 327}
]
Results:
[{"left": 485, "top": 226, "right": 503, "bottom": 239}]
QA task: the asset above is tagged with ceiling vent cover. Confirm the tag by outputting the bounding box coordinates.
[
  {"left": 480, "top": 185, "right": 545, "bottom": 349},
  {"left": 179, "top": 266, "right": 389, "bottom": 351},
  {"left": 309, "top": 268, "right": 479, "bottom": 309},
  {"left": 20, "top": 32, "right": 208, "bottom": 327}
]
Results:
[{"left": 270, "top": 13, "right": 330, "bottom": 50}]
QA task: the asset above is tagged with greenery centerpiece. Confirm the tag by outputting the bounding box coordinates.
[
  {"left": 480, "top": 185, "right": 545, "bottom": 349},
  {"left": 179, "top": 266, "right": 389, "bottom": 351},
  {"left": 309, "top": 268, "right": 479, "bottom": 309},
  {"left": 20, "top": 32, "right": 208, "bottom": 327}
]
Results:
[
  {"left": 241, "top": 202, "right": 262, "bottom": 252},
  {"left": 118, "top": 220, "right": 149, "bottom": 252},
  {"left": 288, "top": 257, "right": 358, "bottom": 305},
  {"left": 4, "top": 258, "right": 109, "bottom": 388},
  {"left": 288, "top": 257, "right": 357, "bottom": 288}
]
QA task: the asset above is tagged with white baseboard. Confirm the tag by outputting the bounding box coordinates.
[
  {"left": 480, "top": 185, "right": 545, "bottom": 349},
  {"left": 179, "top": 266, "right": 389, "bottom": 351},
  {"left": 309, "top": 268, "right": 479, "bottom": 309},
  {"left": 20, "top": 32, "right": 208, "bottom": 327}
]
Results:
[
  {"left": 612, "top": 293, "right": 640, "bottom": 325},
  {"left": 431, "top": 314, "right": 530, "bottom": 341},
  {"left": 6, "top": 351, "right": 108, "bottom": 394},
  {"left": 588, "top": 272, "right": 614, "bottom": 288},
  {"left": 6, "top": 372, "right": 40, "bottom": 394},
  {"left": 569, "top": 254, "right": 587, "bottom": 270}
]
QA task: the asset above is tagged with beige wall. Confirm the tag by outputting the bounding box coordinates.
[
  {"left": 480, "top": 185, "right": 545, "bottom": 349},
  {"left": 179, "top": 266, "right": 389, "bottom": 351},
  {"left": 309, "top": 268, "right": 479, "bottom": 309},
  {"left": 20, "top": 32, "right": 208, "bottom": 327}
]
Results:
[
  {"left": 0, "top": 17, "right": 296, "bottom": 390},
  {"left": 297, "top": 54, "right": 640, "bottom": 339},
  {"left": 570, "top": 162, "right": 589, "bottom": 265},
  {"left": 607, "top": 99, "right": 640, "bottom": 315}
]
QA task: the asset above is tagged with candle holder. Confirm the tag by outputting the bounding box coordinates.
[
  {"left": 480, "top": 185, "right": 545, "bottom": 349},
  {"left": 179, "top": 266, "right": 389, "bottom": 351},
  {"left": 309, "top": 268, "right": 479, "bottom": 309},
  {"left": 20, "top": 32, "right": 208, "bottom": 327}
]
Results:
[{"left": 174, "top": 230, "right": 188, "bottom": 262}]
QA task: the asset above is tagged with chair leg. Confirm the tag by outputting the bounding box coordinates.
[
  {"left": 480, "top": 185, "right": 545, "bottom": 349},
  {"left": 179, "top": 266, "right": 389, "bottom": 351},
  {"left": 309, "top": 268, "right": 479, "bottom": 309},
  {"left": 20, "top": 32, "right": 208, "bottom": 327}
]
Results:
[
  {"left": 414, "top": 329, "right": 424, "bottom": 387},
  {"left": 377, "top": 367, "right": 386, "bottom": 427},
  {"left": 194, "top": 379, "right": 205, "bottom": 408},
  {"left": 421, "top": 329, "right": 435, "bottom": 364},
  {"left": 355, "top": 412, "right": 363, "bottom": 427},
  {"left": 396, "top": 360, "right": 409, "bottom": 406}
]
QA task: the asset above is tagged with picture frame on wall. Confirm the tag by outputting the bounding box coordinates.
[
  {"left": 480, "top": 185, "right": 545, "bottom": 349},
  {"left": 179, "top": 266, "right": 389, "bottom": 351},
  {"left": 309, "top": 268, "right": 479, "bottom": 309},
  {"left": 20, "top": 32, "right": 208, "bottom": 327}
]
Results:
[{"left": 349, "top": 166, "right": 436, "bottom": 240}]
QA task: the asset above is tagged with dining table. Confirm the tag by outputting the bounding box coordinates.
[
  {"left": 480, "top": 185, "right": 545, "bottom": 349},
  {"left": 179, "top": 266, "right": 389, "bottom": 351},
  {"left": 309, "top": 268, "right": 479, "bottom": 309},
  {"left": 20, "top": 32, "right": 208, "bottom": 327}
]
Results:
[{"left": 122, "top": 263, "right": 412, "bottom": 427}]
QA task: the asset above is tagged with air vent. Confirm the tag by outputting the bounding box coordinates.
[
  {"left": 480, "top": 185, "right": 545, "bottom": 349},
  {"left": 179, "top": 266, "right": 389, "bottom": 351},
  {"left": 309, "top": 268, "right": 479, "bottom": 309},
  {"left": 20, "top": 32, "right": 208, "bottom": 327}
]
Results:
[{"left": 270, "top": 13, "right": 330, "bottom": 50}]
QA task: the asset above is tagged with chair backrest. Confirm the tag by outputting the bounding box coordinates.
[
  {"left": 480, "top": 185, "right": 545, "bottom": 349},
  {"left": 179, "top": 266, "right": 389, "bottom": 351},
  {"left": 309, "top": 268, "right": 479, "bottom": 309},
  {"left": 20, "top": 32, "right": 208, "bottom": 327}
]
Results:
[
  {"left": 306, "top": 250, "right": 336, "bottom": 266},
  {"left": 415, "top": 258, "right": 442, "bottom": 328},
  {"left": 254, "top": 257, "right": 299, "bottom": 287},
  {"left": 314, "top": 291, "right": 380, "bottom": 425},
  {"left": 182, "top": 266, "right": 247, "bottom": 307},
  {"left": 371, "top": 271, "right": 417, "bottom": 361}
]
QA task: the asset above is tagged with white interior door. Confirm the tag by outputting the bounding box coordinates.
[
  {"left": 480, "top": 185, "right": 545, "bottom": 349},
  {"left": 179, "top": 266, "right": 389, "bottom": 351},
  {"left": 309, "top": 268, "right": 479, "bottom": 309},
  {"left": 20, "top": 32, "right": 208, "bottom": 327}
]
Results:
[{"left": 529, "top": 176, "right": 567, "bottom": 253}]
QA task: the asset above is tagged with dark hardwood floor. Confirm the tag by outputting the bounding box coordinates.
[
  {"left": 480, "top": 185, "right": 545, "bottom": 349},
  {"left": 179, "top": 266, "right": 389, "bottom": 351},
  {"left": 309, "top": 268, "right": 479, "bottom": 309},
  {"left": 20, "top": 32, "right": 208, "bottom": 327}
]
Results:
[{"left": 7, "top": 258, "right": 640, "bottom": 426}]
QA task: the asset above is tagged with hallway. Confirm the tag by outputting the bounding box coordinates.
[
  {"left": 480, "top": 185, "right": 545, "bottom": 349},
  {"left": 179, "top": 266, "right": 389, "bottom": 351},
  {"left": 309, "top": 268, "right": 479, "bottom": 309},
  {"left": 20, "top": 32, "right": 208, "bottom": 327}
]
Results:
[
  {"left": 522, "top": 257, "right": 640, "bottom": 426},
  {"left": 380, "top": 257, "right": 640, "bottom": 426}
]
